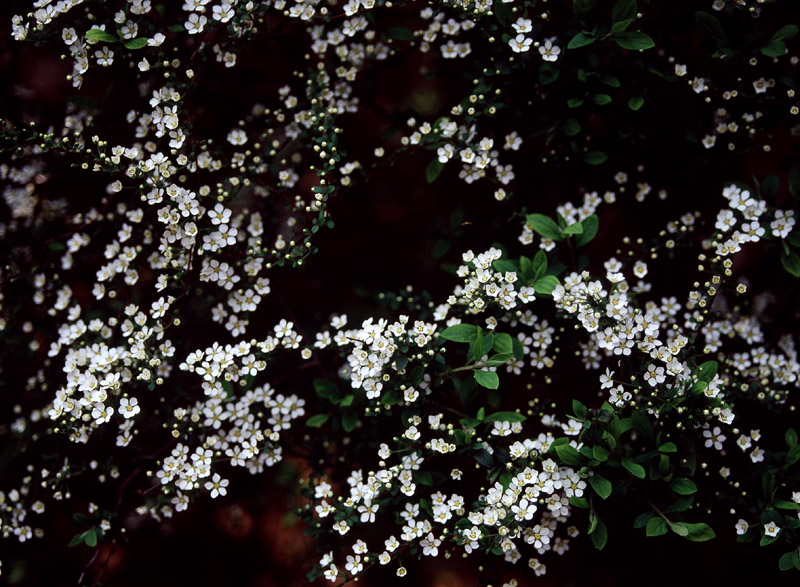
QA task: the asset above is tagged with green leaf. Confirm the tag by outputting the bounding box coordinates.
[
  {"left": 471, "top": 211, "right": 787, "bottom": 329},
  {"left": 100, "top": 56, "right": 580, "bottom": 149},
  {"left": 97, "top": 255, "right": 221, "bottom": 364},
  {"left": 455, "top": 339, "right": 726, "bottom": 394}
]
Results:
[
  {"left": 664, "top": 496, "right": 694, "bottom": 514},
  {"left": 485, "top": 411, "right": 526, "bottom": 423},
  {"left": 572, "top": 399, "right": 588, "bottom": 421},
  {"left": 440, "top": 323, "right": 478, "bottom": 343},
  {"left": 781, "top": 250, "right": 800, "bottom": 277},
  {"left": 533, "top": 275, "right": 561, "bottom": 295},
  {"left": 86, "top": 29, "right": 118, "bottom": 43},
  {"left": 590, "top": 516, "right": 608, "bottom": 550},
  {"left": 670, "top": 523, "right": 689, "bottom": 537},
  {"left": 563, "top": 118, "right": 581, "bottom": 136},
  {"left": 341, "top": 409, "right": 358, "bottom": 433},
  {"left": 774, "top": 500, "right": 800, "bottom": 511},
  {"left": 633, "top": 511, "right": 653, "bottom": 528},
  {"left": 526, "top": 214, "right": 562, "bottom": 240},
  {"left": 599, "top": 74, "right": 621, "bottom": 88},
  {"left": 532, "top": 250, "right": 548, "bottom": 280},
  {"left": 167, "top": 23, "right": 186, "bottom": 32},
  {"left": 568, "top": 98, "right": 584, "bottom": 108},
  {"left": 426, "top": 158, "right": 444, "bottom": 183},
  {"left": 614, "top": 31, "right": 655, "bottom": 50},
  {"left": 673, "top": 522, "right": 716, "bottom": 542},
  {"left": 593, "top": 93, "right": 612, "bottom": 105},
  {"left": 786, "top": 429, "right": 798, "bottom": 448},
  {"left": 474, "top": 370, "right": 499, "bottom": 389},
  {"left": 611, "top": 19, "right": 634, "bottom": 33},
  {"left": 555, "top": 443, "right": 585, "bottom": 467},
  {"left": 563, "top": 221, "right": 584, "bottom": 235},
  {"left": 592, "top": 445, "right": 609, "bottom": 461},
  {"left": 628, "top": 96, "right": 644, "bottom": 111},
  {"left": 568, "top": 32, "right": 596, "bottom": 49},
  {"left": 492, "top": 333, "right": 513, "bottom": 355},
  {"left": 761, "top": 40, "right": 787, "bottom": 57},
  {"left": 658, "top": 442, "right": 677, "bottom": 453},
  {"left": 622, "top": 459, "right": 646, "bottom": 479},
  {"left": 646, "top": 517, "right": 668, "bottom": 536},
  {"left": 573, "top": 0, "right": 597, "bottom": 16},
  {"left": 584, "top": 151, "right": 607, "bottom": 165},
  {"left": 512, "top": 337, "right": 524, "bottom": 360},
  {"left": 340, "top": 394, "right": 354, "bottom": 407},
  {"left": 306, "top": 414, "right": 329, "bottom": 427},
  {"left": 612, "top": 0, "right": 637, "bottom": 25},
  {"left": 786, "top": 445, "right": 800, "bottom": 467},
  {"left": 670, "top": 478, "right": 697, "bottom": 495},
  {"left": 69, "top": 531, "right": 89, "bottom": 547},
  {"left": 575, "top": 215, "right": 599, "bottom": 246},
  {"left": 84, "top": 528, "right": 98, "bottom": 547},
  {"left": 695, "top": 360, "right": 718, "bottom": 382},
  {"left": 387, "top": 27, "right": 414, "bottom": 40},
  {"left": 589, "top": 474, "right": 613, "bottom": 499},
  {"left": 313, "top": 379, "right": 340, "bottom": 402},
  {"left": 779, "top": 551, "right": 800, "bottom": 571},
  {"left": 770, "top": 24, "right": 798, "bottom": 43},
  {"left": 123, "top": 37, "right": 149, "bottom": 50},
  {"left": 696, "top": 11, "right": 726, "bottom": 42}
]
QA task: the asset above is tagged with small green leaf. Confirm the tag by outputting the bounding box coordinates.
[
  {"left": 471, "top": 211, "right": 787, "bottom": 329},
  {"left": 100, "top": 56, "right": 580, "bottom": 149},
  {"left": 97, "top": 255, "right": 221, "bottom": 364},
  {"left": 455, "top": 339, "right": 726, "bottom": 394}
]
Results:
[
  {"left": 306, "top": 414, "right": 329, "bottom": 427},
  {"left": 341, "top": 409, "right": 358, "bottom": 432},
  {"left": 584, "top": 151, "right": 608, "bottom": 165},
  {"left": 592, "top": 445, "right": 609, "bottom": 461},
  {"left": 658, "top": 442, "right": 677, "bottom": 453},
  {"left": 563, "top": 221, "right": 584, "bottom": 235},
  {"left": 614, "top": 31, "right": 655, "bottom": 50},
  {"left": 589, "top": 474, "right": 613, "bottom": 499},
  {"left": 568, "top": 32, "right": 596, "bottom": 49},
  {"left": 387, "top": 27, "right": 414, "bottom": 40},
  {"left": 84, "top": 528, "right": 99, "bottom": 547},
  {"left": 633, "top": 511, "right": 653, "bottom": 528},
  {"left": 572, "top": 399, "right": 587, "bottom": 421},
  {"left": 568, "top": 98, "right": 584, "bottom": 108},
  {"left": 593, "top": 93, "right": 612, "bottom": 105},
  {"left": 575, "top": 215, "right": 599, "bottom": 246},
  {"left": 770, "top": 24, "right": 798, "bottom": 43},
  {"left": 778, "top": 551, "right": 799, "bottom": 571},
  {"left": 474, "top": 370, "right": 499, "bottom": 389},
  {"left": 485, "top": 411, "right": 526, "bottom": 423},
  {"left": 673, "top": 522, "right": 716, "bottom": 542},
  {"left": 646, "top": 517, "right": 668, "bottom": 536},
  {"left": 563, "top": 118, "right": 581, "bottom": 136},
  {"left": 761, "top": 40, "right": 787, "bottom": 57},
  {"left": 781, "top": 250, "right": 800, "bottom": 277},
  {"left": 492, "top": 333, "right": 513, "bottom": 355},
  {"left": 611, "top": 19, "right": 634, "bottom": 33},
  {"left": 123, "top": 37, "right": 149, "bottom": 50},
  {"left": 441, "top": 323, "right": 479, "bottom": 343},
  {"left": 612, "top": 0, "right": 637, "bottom": 25},
  {"left": 628, "top": 95, "right": 644, "bottom": 110},
  {"left": 526, "top": 214, "right": 563, "bottom": 240},
  {"left": 696, "top": 11, "right": 726, "bottom": 42},
  {"left": 533, "top": 275, "right": 561, "bottom": 295},
  {"left": 532, "top": 250, "right": 548, "bottom": 280},
  {"left": 69, "top": 531, "right": 89, "bottom": 547},
  {"left": 622, "top": 459, "right": 646, "bottom": 479},
  {"left": 774, "top": 500, "right": 800, "bottom": 511},
  {"left": 555, "top": 443, "right": 585, "bottom": 467},
  {"left": 573, "top": 0, "right": 597, "bottom": 16},
  {"left": 670, "top": 478, "right": 697, "bottom": 495},
  {"left": 426, "top": 158, "right": 444, "bottom": 183},
  {"left": 786, "top": 429, "right": 798, "bottom": 448},
  {"left": 590, "top": 516, "right": 608, "bottom": 550},
  {"left": 695, "top": 360, "right": 718, "bottom": 382},
  {"left": 86, "top": 29, "right": 119, "bottom": 43},
  {"left": 313, "top": 379, "right": 340, "bottom": 402}
]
